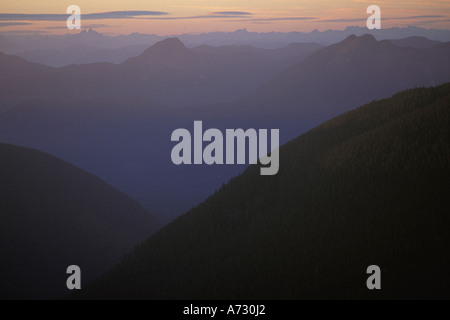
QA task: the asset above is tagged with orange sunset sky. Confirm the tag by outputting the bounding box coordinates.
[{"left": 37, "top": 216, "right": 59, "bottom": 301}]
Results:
[{"left": 1, "top": 0, "right": 450, "bottom": 35}]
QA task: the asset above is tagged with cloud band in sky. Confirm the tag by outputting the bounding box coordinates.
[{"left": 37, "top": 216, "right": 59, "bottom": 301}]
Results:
[
  {"left": 318, "top": 15, "right": 447, "bottom": 23},
  {"left": 0, "top": 22, "right": 33, "bottom": 27},
  {"left": 0, "top": 11, "right": 168, "bottom": 21},
  {"left": 212, "top": 11, "right": 252, "bottom": 16}
]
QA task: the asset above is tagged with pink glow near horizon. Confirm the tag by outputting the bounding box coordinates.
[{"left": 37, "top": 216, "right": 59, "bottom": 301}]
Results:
[{"left": 0, "top": 0, "right": 449, "bottom": 35}]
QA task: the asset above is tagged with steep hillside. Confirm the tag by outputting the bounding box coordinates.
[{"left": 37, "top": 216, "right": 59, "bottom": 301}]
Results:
[
  {"left": 0, "top": 143, "right": 160, "bottom": 299},
  {"left": 76, "top": 83, "right": 450, "bottom": 299},
  {"left": 246, "top": 34, "right": 450, "bottom": 122},
  {"left": 0, "top": 97, "right": 222, "bottom": 221}
]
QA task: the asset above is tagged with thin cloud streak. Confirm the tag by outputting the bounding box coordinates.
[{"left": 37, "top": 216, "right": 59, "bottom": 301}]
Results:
[
  {"left": 250, "top": 17, "right": 317, "bottom": 22},
  {"left": 0, "top": 22, "right": 33, "bottom": 27},
  {"left": 390, "top": 15, "right": 446, "bottom": 20},
  {"left": 147, "top": 15, "right": 316, "bottom": 22},
  {"left": 0, "top": 30, "right": 49, "bottom": 34},
  {"left": 318, "top": 15, "right": 448, "bottom": 23},
  {"left": 44, "top": 24, "right": 112, "bottom": 30},
  {"left": 212, "top": 11, "right": 252, "bottom": 16},
  {"left": 0, "top": 11, "right": 168, "bottom": 21},
  {"left": 145, "top": 14, "right": 252, "bottom": 20}
]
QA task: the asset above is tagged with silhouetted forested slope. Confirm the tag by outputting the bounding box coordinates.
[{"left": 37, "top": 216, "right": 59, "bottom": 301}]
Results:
[
  {"left": 0, "top": 143, "right": 160, "bottom": 299},
  {"left": 76, "top": 83, "right": 450, "bottom": 299}
]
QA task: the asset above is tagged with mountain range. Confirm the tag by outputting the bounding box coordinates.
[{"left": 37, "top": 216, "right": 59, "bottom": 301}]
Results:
[
  {"left": 1, "top": 34, "right": 449, "bottom": 221},
  {"left": 2, "top": 30, "right": 446, "bottom": 68},
  {"left": 2, "top": 26, "right": 450, "bottom": 55},
  {"left": 1, "top": 34, "right": 448, "bottom": 112},
  {"left": 0, "top": 38, "right": 323, "bottom": 109}
]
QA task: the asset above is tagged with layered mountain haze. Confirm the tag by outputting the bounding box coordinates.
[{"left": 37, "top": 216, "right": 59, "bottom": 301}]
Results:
[
  {"left": 1, "top": 35, "right": 448, "bottom": 113},
  {"left": 119, "top": 38, "right": 287, "bottom": 106},
  {"left": 388, "top": 36, "right": 442, "bottom": 49},
  {"left": 245, "top": 34, "right": 450, "bottom": 120},
  {"left": 0, "top": 29, "right": 164, "bottom": 54},
  {"left": 0, "top": 143, "right": 160, "bottom": 299},
  {"left": 3, "top": 30, "right": 445, "bottom": 68},
  {"left": 2, "top": 26, "right": 450, "bottom": 54},
  {"left": 0, "top": 38, "right": 323, "bottom": 110},
  {"left": 14, "top": 44, "right": 150, "bottom": 68},
  {"left": 74, "top": 84, "right": 450, "bottom": 299},
  {"left": 1, "top": 34, "right": 450, "bottom": 221},
  {"left": 0, "top": 96, "right": 248, "bottom": 221},
  {"left": 191, "top": 42, "right": 323, "bottom": 73}
]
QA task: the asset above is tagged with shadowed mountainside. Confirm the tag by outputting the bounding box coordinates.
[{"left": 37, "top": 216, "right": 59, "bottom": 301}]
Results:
[
  {"left": 74, "top": 83, "right": 450, "bottom": 299},
  {"left": 0, "top": 143, "right": 160, "bottom": 299}
]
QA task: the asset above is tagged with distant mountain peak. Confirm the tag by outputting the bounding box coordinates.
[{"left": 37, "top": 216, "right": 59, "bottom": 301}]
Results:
[
  {"left": 87, "top": 28, "right": 100, "bottom": 35},
  {"left": 343, "top": 34, "right": 358, "bottom": 42},
  {"left": 77, "top": 28, "right": 103, "bottom": 38},
  {"left": 329, "top": 33, "right": 383, "bottom": 54},
  {"left": 359, "top": 34, "right": 377, "bottom": 41},
  {"left": 151, "top": 38, "right": 186, "bottom": 51},
  {"left": 124, "top": 38, "right": 190, "bottom": 64},
  {"left": 343, "top": 34, "right": 377, "bottom": 44},
  {"left": 137, "top": 38, "right": 188, "bottom": 59}
]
